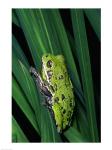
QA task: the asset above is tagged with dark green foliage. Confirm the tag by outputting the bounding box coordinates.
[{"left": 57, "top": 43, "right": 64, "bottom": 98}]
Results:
[{"left": 12, "top": 9, "right": 100, "bottom": 142}]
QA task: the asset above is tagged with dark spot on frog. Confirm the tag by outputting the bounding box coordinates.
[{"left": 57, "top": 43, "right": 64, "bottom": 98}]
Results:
[
  {"left": 59, "top": 75, "right": 64, "bottom": 80},
  {"left": 54, "top": 97, "right": 59, "bottom": 103},
  {"left": 61, "top": 106, "right": 63, "bottom": 110},
  {"left": 47, "top": 70, "right": 53, "bottom": 79},
  {"left": 47, "top": 60, "right": 52, "bottom": 68},
  {"left": 67, "top": 118, "right": 69, "bottom": 121},
  {"left": 62, "top": 94, "right": 65, "bottom": 100},
  {"left": 63, "top": 109, "right": 66, "bottom": 114},
  {"left": 70, "top": 102, "right": 73, "bottom": 107}
]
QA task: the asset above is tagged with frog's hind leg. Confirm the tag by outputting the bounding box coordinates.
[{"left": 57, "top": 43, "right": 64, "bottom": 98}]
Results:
[{"left": 30, "top": 67, "right": 52, "bottom": 97}]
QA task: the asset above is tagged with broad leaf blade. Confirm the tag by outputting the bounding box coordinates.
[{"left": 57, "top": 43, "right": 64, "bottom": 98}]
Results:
[
  {"left": 12, "top": 9, "right": 20, "bottom": 27},
  {"left": 15, "top": 9, "right": 47, "bottom": 69},
  {"left": 71, "top": 9, "right": 98, "bottom": 142},
  {"left": 12, "top": 53, "right": 41, "bottom": 133},
  {"left": 12, "top": 77, "right": 39, "bottom": 134},
  {"left": 64, "top": 127, "right": 87, "bottom": 142},
  {"left": 34, "top": 9, "right": 63, "bottom": 55},
  {"left": 12, "top": 117, "right": 28, "bottom": 142},
  {"left": 12, "top": 35, "right": 29, "bottom": 69},
  {"left": 75, "top": 100, "right": 89, "bottom": 138},
  {"left": 84, "top": 9, "right": 101, "bottom": 39}
]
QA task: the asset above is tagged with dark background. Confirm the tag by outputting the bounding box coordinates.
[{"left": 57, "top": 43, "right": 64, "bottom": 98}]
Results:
[{"left": 12, "top": 9, "right": 101, "bottom": 142}]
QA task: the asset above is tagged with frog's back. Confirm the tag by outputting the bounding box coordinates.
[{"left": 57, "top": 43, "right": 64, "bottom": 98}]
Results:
[
  {"left": 42, "top": 54, "right": 75, "bottom": 132},
  {"left": 52, "top": 85, "right": 75, "bottom": 131},
  {"left": 51, "top": 64, "right": 75, "bottom": 131}
]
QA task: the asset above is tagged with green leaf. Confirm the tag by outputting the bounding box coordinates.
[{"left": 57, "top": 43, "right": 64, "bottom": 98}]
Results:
[
  {"left": 66, "top": 31, "right": 86, "bottom": 107},
  {"left": 12, "top": 77, "right": 39, "bottom": 134},
  {"left": 64, "top": 127, "right": 87, "bottom": 142},
  {"left": 71, "top": 9, "right": 98, "bottom": 142},
  {"left": 84, "top": 9, "right": 101, "bottom": 39},
  {"left": 12, "top": 116, "right": 28, "bottom": 142},
  {"left": 12, "top": 53, "right": 41, "bottom": 133},
  {"left": 12, "top": 9, "right": 20, "bottom": 27},
  {"left": 15, "top": 9, "right": 47, "bottom": 69},
  {"left": 75, "top": 100, "right": 89, "bottom": 138},
  {"left": 12, "top": 35, "right": 29, "bottom": 69},
  {"left": 34, "top": 9, "right": 61, "bottom": 55}
]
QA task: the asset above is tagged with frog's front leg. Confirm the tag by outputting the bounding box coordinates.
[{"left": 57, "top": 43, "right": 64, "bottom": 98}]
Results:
[{"left": 30, "top": 67, "right": 52, "bottom": 106}]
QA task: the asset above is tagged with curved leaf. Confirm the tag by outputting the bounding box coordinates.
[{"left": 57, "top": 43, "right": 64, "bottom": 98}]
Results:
[
  {"left": 12, "top": 35, "right": 29, "bottom": 69},
  {"left": 71, "top": 9, "right": 98, "bottom": 142},
  {"left": 84, "top": 9, "right": 101, "bottom": 39},
  {"left": 12, "top": 9, "right": 20, "bottom": 27},
  {"left": 12, "top": 53, "right": 41, "bottom": 133},
  {"left": 16, "top": 9, "right": 47, "bottom": 69},
  {"left": 64, "top": 127, "right": 87, "bottom": 142},
  {"left": 12, "top": 77, "right": 39, "bottom": 134},
  {"left": 12, "top": 117, "right": 28, "bottom": 142}
]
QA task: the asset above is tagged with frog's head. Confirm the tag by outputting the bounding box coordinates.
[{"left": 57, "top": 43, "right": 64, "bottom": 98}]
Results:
[{"left": 42, "top": 54, "right": 65, "bottom": 70}]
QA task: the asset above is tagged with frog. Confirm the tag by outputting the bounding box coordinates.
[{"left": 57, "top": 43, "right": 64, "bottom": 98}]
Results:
[{"left": 30, "top": 54, "right": 75, "bottom": 133}]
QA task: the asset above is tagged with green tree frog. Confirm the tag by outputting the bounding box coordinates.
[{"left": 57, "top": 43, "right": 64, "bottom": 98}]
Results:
[{"left": 30, "top": 54, "right": 75, "bottom": 133}]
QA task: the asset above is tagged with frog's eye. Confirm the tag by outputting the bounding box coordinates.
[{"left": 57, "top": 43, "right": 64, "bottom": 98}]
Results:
[
  {"left": 47, "top": 60, "right": 52, "bottom": 68},
  {"left": 45, "top": 55, "right": 48, "bottom": 57}
]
